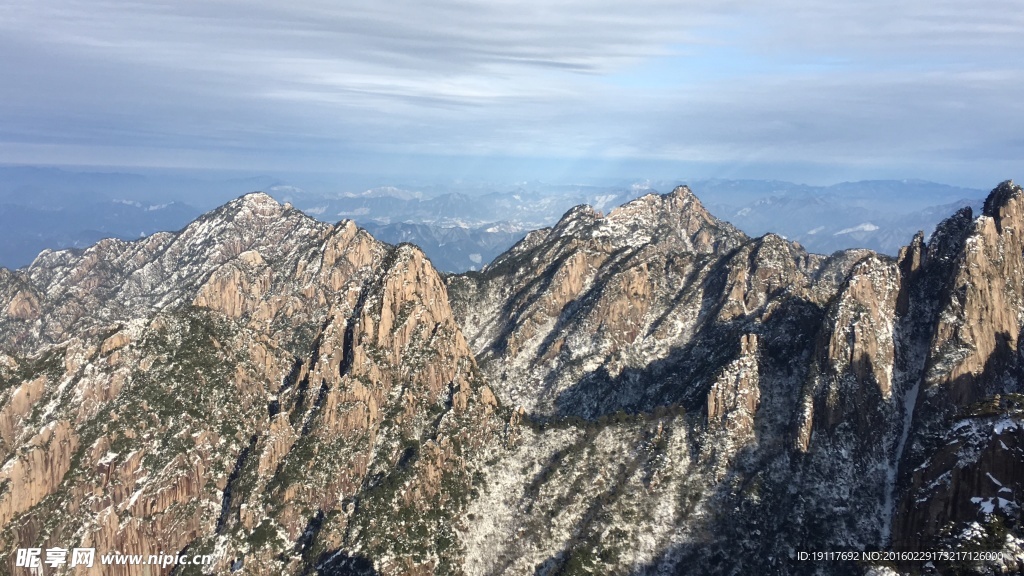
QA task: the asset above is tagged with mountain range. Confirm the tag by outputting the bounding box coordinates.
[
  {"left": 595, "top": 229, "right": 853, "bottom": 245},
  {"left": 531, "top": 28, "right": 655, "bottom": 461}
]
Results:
[{"left": 1, "top": 181, "right": 1022, "bottom": 575}]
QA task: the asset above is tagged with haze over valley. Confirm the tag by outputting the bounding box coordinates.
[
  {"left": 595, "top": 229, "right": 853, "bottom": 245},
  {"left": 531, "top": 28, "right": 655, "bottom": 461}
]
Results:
[{"left": 0, "top": 167, "right": 987, "bottom": 272}]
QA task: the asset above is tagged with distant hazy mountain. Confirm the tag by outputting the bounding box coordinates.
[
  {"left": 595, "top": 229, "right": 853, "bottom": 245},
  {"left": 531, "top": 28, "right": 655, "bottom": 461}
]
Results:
[
  {"left": 290, "top": 182, "right": 653, "bottom": 229},
  {"left": 298, "top": 179, "right": 986, "bottom": 266},
  {"left": 698, "top": 179, "right": 985, "bottom": 255},
  {"left": 690, "top": 178, "right": 982, "bottom": 211},
  {"left": 0, "top": 167, "right": 988, "bottom": 270},
  {"left": 286, "top": 182, "right": 655, "bottom": 271},
  {"left": 0, "top": 199, "right": 202, "bottom": 268},
  {"left": 0, "top": 166, "right": 273, "bottom": 268},
  {"left": 361, "top": 222, "right": 527, "bottom": 273}
]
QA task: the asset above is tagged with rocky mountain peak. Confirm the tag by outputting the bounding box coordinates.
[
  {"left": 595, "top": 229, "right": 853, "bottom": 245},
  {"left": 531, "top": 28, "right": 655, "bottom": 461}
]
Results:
[
  {"left": 605, "top": 184, "right": 702, "bottom": 221},
  {"left": 982, "top": 179, "right": 1024, "bottom": 233},
  {"left": 233, "top": 190, "right": 281, "bottom": 209},
  {"left": 598, "top": 184, "right": 743, "bottom": 253},
  {"left": 548, "top": 204, "right": 602, "bottom": 237},
  {"left": 667, "top": 183, "right": 710, "bottom": 215},
  {"left": 204, "top": 190, "right": 300, "bottom": 228}
]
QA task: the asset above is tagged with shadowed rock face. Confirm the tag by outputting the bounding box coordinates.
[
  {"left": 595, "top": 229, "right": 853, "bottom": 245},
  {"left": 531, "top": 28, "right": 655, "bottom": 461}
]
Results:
[
  {"left": 2, "top": 183, "right": 1024, "bottom": 576},
  {"left": 890, "top": 181, "right": 1024, "bottom": 556},
  {"left": 448, "top": 182, "right": 1024, "bottom": 574}
]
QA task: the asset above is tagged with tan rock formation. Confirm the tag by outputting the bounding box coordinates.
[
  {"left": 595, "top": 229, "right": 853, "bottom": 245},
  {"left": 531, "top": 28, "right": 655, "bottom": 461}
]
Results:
[
  {"left": 927, "top": 201, "right": 1024, "bottom": 403},
  {"left": 825, "top": 256, "right": 900, "bottom": 399},
  {"left": 0, "top": 375, "right": 46, "bottom": 456},
  {"left": 707, "top": 334, "right": 761, "bottom": 436},
  {"left": 0, "top": 420, "right": 78, "bottom": 529},
  {"left": 4, "top": 289, "right": 40, "bottom": 321},
  {"left": 193, "top": 256, "right": 273, "bottom": 319},
  {"left": 100, "top": 331, "right": 131, "bottom": 356}
]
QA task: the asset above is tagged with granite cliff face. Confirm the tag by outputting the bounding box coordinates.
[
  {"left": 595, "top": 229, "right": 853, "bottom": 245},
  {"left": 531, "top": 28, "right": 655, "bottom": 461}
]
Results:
[{"left": 1, "top": 183, "right": 1023, "bottom": 575}]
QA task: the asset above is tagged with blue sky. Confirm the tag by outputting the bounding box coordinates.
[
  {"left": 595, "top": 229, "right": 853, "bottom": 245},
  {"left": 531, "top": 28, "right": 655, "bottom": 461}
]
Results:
[{"left": 0, "top": 0, "right": 1021, "bottom": 187}]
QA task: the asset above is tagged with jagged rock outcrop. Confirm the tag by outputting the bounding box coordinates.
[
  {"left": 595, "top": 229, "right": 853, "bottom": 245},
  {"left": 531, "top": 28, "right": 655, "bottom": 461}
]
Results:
[
  {"left": 706, "top": 333, "right": 761, "bottom": 435},
  {"left": 0, "top": 419, "right": 78, "bottom": 527}
]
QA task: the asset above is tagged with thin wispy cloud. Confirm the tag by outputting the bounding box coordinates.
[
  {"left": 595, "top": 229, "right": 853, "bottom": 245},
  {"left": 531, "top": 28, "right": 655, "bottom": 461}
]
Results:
[{"left": 0, "top": 0, "right": 1020, "bottom": 184}]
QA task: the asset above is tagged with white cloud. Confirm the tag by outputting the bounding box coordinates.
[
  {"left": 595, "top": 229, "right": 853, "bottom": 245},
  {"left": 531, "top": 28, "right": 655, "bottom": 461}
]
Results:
[{"left": 0, "top": 0, "right": 1021, "bottom": 184}]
